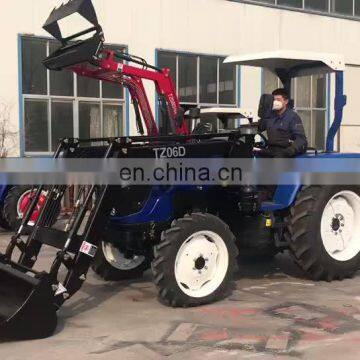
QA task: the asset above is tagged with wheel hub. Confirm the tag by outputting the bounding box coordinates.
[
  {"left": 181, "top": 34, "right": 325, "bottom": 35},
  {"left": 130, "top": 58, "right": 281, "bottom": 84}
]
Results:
[
  {"left": 331, "top": 214, "right": 344, "bottom": 233},
  {"left": 174, "top": 231, "right": 229, "bottom": 298},
  {"left": 194, "top": 256, "right": 206, "bottom": 271},
  {"left": 321, "top": 191, "right": 360, "bottom": 262}
]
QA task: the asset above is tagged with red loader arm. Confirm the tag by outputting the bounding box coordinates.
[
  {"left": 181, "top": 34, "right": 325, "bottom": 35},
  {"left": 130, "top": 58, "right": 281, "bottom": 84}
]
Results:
[{"left": 70, "top": 50, "right": 189, "bottom": 136}]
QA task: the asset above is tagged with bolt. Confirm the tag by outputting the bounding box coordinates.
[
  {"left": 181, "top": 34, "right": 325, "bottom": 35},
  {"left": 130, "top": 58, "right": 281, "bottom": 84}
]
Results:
[
  {"left": 79, "top": 274, "right": 86, "bottom": 281},
  {"left": 204, "top": 266, "right": 208, "bottom": 270},
  {"left": 198, "top": 271, "right": 202, "bottom": 275},
  {"left": 63, "top": 293, "right": 70, "bottom": 300},
  {"left": 341, "top": 224, "right": 345, "bottom": 227},
  {"left": 204, "top": 258, "right": 209, "bottom": 262}
]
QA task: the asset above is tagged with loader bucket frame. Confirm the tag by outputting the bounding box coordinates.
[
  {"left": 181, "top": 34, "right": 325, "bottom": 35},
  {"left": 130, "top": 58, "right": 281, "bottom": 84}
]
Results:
[
  {"left": 0, "top": 259, "right": 57, "bottom": 340},
  {"left": 43, "top": 0, "right": 101, "bottom": 43}
]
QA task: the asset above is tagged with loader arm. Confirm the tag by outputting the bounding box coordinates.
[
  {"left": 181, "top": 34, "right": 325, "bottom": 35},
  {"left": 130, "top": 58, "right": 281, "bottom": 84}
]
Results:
[{"left": 70, "top": 49, "right": 189, "bottom": 136}]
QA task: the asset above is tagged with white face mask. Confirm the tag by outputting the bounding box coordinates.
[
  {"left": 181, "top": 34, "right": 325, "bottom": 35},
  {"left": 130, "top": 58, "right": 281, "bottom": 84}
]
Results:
[{"left": 272, "top": 100, "right": 283, "bottom": 111}]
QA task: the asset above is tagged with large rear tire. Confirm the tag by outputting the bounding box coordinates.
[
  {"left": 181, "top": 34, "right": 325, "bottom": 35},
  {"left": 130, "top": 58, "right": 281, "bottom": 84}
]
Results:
[
  {"left": 92, "top": 241, "right": 150, "bottom": 281},
  {"left": 152, "top": 213, "right": 238, "bottom": 307},
  {"left": 286, "top": 186, "right": 360, "bottom": 281}
]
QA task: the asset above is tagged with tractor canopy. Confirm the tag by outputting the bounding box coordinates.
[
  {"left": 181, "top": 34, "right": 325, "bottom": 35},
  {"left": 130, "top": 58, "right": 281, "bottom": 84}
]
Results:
[
  {"left": 224, "top": 50, "right": 347, "bottom": 152},
  {"left": 224, "top": 50, "right": 345, "bottom": 80}
]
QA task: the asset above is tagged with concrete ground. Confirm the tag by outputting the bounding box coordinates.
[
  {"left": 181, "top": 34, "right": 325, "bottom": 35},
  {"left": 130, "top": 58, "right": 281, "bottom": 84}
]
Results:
[{"left": 1, "top": 232, "right": 360, "bottom": 360}]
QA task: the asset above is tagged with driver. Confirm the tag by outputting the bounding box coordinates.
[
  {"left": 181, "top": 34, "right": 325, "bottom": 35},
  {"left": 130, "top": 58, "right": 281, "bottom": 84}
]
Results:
[{"left": 258, "top": 88, "right": 308, "bottom": 158}]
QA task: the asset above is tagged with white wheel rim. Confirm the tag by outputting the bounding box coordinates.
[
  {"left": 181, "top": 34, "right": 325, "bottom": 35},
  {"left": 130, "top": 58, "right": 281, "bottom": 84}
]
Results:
[
  {"left": 174, "top": 230, "right": 229, "bottom": 298},
  {"left": 321, "top": 190, "right": 360, "bottom": 262},
  {"left": 102, "top": 242, "right": 146, "bottom": 271}
]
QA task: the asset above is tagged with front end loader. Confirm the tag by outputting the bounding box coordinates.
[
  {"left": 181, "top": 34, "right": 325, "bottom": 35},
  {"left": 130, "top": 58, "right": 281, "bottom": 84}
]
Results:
[{"left": 0, "top": 0, "right": 245, "bottom": 339}]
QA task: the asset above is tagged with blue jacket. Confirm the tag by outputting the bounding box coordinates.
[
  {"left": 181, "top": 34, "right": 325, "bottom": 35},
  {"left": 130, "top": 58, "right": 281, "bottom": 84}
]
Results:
[{"left": 259, "top": 108, "right": 308, "bottom": 154}]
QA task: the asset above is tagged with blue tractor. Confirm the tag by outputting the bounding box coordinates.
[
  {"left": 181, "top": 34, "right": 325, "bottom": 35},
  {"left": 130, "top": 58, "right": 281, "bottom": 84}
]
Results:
[{"left": 0, "top": 0, "right": 359, "bottom": 340}]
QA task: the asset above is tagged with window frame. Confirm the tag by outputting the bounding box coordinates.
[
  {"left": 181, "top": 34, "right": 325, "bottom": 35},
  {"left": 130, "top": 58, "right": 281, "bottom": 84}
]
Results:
[
  {"left": 20, "top": 35, "right": 127, "bottom": 156},
  {"left": 228, "top": 0, "right": 360, "bottom": 22},
  {"left": 262, "top": 68, "right": 330, "bottom": 149},
  {"left": 156, "top": 49, "right": 240, "bottom": 109}
]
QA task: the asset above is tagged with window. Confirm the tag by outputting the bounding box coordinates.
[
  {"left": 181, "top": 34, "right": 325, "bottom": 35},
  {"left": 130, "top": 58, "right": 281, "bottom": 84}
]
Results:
[
  {"left": 21, "top": 36, "right": 126, "bottom": 154},
  {"left": 263, "top": 69, "right": 328, "bottom": 149},
  {"left": 305, "top": 0, "right": 329, "bottom": 11},
  {"left": 158, "top": 51, "right": 238, "bottom": 108},
  {"left": 277, "top": 0, "right": 302, "bottom": 8},
  {"left": 331, "top": 0, "right": 353, "bottom": 15},
  {"left": 230, "top": 0, "right": 360, "bottom": 19},
  {"left": 179, "top": 55, "right": 198, "bottom": 103}
]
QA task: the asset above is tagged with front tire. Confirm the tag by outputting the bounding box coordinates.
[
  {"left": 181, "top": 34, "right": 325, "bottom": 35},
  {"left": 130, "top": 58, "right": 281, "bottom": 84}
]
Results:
[
  {"left": 286, "top": 186, "right": 360, "bottom": 281},
  {"left": 152, "top": 213, "right": 238, "bottom": 307}
]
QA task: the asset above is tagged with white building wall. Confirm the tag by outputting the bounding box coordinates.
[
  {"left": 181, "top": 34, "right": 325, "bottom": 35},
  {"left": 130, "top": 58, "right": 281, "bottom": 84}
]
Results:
[{"left": 1, "top": 0, "right": 360, "bottom": 154}]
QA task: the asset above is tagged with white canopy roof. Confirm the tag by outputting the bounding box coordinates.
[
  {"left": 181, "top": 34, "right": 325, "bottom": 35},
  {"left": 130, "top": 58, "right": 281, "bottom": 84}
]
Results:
[{"left": 224, "top": 50, "right": 345, "bottom": 76}]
